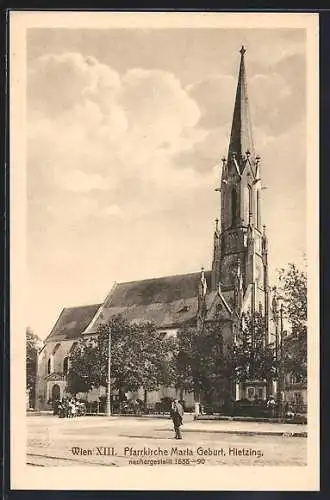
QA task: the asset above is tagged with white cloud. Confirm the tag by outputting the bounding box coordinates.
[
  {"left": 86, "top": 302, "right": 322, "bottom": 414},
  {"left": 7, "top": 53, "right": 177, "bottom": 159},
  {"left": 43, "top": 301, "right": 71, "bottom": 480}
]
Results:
[
  {"left": 28, "top": 52, "right": 305, "bottom": 236},
  {"left": 28, "top": 52, "right": 121, "bottom": 117},
  {"left": 28, "top": 52, "right": 209, "bottom": 231},
  {"left": 187, "top": 74, "right": 236, "bottom": 129},
  {"left": 251, "top": 72, "right": 290, "bottom": 100},
  {"left": 57, "top": 169, "right": 112, "bottom": 193},
  {"left": 99, "top": 204, "right": 121, "bottom": 217},
  {"left": 187, "top": 68, "right": 294, "bottom": 137},
  {"left": 249, "top": 40, "right": 305, "bottom": 67}
]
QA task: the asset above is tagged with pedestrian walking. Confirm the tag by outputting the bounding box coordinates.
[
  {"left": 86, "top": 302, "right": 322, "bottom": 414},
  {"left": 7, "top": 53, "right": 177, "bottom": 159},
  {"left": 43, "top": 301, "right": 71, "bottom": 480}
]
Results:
[{"left": 170, "top": 399, "right": 184, "bottom": 439}]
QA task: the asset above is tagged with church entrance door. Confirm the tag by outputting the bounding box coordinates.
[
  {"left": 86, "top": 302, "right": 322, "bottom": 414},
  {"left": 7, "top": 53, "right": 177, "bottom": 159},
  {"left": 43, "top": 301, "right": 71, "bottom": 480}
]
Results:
[{"left": 52, "top": 384, "right": 60, "bottom": 402}]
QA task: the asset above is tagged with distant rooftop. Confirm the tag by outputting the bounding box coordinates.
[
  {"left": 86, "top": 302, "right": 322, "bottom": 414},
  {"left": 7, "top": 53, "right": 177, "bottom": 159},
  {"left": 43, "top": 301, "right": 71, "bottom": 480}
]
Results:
[{"left": 45, "top": 303, "right": 101, "bottom": 342}]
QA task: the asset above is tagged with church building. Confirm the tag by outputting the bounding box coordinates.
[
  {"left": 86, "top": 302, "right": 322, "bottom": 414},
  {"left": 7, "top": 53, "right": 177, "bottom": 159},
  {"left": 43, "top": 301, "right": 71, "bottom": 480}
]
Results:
[{"left": 35, "top": 46, "right": 270, "bottom": 410}]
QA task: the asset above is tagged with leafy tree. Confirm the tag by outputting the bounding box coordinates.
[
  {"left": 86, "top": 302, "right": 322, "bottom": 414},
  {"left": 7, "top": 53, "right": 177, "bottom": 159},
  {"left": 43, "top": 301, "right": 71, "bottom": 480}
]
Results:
[
  {"left": 276, "top": 263, "right": 307, "bottom": 382},
  {"left": 175, "top": 318, "right": 230, "bottom": 404},
  {"left": 231, "top": 311, "right": 277, "bottom": 383},
  {"left": 175, "top": 311, "right": 276, "bottom": 405},
  {"left": 67, "top": 315, "right": 175, "bottom": 400},
  {"left": 26, "top": 327, "right": 42, "bottom": 408}
]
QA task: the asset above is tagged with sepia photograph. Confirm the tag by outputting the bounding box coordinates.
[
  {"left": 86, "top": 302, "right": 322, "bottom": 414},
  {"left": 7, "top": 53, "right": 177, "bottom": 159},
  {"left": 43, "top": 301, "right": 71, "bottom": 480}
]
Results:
[{"left": 10, "top": 11, "right": 319, "bottom": 491}]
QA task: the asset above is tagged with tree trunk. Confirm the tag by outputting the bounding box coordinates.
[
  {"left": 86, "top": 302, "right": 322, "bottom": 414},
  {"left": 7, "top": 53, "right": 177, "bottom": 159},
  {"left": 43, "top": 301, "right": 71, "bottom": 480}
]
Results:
[{"left": 144, "top": 389, "right": 148, "bottom": 405}]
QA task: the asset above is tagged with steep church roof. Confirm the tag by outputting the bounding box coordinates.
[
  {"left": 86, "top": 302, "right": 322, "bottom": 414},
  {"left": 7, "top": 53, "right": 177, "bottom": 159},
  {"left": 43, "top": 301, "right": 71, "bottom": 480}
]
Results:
[
  {"left": 45, "top": 304, "right": 101, "bottom": 342},
  {"left": 228, "top": 46, "right": 255, "bottom": 162},
  {"left": 44, "top": 270, "right": 233, "bottom": 343},
  {"left": 83, "top": 271, "right": 213, "bottom": 333}
]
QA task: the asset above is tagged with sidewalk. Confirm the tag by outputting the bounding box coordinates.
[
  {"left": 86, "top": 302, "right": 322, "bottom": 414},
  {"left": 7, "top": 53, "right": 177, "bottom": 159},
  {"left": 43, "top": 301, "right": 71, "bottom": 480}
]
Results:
[
  {"left": 29, "top": 411, "right": 307, "bottom": 437},
  {"left": 183, "top": 419, "right": 307, "bottom": 437},
  {"left": 139, "top": 415, "right": 308, "bottom": 437}
]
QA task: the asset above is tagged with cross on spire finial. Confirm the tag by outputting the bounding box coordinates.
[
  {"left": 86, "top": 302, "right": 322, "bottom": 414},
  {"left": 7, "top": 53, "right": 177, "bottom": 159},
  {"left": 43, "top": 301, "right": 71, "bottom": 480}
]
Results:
[{"left": 240, "top": 45, "right": 246, "bottom": 55}]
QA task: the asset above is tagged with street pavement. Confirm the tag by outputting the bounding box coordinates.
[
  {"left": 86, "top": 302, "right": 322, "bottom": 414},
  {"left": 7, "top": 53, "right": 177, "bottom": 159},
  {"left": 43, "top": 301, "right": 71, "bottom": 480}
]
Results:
[{"left": 27, "top": 414, "right": 307, "bottom": 467}]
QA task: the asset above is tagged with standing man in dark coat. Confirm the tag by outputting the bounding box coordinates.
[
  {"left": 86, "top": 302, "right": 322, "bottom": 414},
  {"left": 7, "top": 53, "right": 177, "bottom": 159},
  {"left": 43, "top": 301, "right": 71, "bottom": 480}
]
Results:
[{"left": 170, "top": 399, "right": 184, "bottom": 439}]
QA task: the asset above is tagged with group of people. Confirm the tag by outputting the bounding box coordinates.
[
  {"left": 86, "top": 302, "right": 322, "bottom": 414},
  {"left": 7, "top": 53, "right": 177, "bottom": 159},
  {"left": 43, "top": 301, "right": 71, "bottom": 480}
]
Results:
[
  {"left": 266, "top": 395, "right": 296, "bottom": 419},
  {"left": 53, "top": 397, "right": 86, "bottom": 418}
]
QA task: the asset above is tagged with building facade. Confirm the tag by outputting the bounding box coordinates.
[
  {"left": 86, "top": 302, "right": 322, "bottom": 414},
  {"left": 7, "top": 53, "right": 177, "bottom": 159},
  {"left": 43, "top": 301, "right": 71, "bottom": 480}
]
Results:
[{"left": 36, "top": 47, "right": 271, "bottom": 410}]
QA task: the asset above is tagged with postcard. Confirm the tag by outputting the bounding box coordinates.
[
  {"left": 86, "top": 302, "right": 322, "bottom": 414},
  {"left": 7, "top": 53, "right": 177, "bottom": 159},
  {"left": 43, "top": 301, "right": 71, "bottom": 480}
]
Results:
[{"left": 10, "top": 11, "right": 319, "bottom": 491}]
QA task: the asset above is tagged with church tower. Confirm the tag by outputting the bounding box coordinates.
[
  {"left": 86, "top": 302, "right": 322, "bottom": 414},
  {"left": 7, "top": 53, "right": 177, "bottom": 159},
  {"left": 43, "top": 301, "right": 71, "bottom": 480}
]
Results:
[{"left": 211, "top": 46, "right": 269, "bottom": 325}]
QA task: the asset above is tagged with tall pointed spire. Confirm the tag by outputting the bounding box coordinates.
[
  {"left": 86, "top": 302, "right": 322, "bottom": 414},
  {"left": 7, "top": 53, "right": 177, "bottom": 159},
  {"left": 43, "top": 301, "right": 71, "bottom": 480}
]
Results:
[{"left": 228, "top": 46, "right": 255, "bottom": 161}]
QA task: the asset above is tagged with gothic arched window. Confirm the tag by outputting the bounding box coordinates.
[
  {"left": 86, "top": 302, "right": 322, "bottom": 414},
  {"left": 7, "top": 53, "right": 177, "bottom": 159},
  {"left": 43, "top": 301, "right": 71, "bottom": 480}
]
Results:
[
  {"left": 231, "top": 187, "right": 238, "bottom": 226},
  {"left": 244, "top": 185, "right": 252, "bottom": 224},
  {"left": 52, "top": 343, "right": 61, "bottom": 355},
  {"left": 69, "top": 341, "right": 78, "bottom": 355},
  {"left": 243, "top": 186, "right": 249, "bottom": 224},
  {"left": 63, "top": 357, "right": 69, "bottom": 376},
  {"left": 47, "top": 358, "right": 51, "bottom": 375}
]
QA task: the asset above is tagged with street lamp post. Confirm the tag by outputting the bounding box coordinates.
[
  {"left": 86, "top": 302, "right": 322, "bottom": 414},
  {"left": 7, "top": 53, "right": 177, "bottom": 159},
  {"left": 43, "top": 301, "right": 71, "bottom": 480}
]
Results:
[
  {"left": 272, "top": 289, "right": 289, "bottom": 420},
  {"left": 106, "top": 329, "right": 111, "bottom": 416},
  {"left": 272, "top": 292, "right": 280, "bottom": 417},
  {"left": 279, "top": 302, "right": 285, "bottom": 420}
]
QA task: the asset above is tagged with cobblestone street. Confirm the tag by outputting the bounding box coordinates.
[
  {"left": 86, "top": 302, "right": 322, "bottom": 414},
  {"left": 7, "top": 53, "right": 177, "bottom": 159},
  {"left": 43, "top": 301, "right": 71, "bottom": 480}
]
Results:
[{"left": 27, "top": 415, "right": 307, "bottom": 467}]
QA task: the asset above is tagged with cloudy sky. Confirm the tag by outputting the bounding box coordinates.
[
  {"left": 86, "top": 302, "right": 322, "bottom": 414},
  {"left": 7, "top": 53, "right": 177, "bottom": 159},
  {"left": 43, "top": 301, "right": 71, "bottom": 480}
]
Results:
[{"left": 27, "top": 27, "right": 307, "bottom": 339}]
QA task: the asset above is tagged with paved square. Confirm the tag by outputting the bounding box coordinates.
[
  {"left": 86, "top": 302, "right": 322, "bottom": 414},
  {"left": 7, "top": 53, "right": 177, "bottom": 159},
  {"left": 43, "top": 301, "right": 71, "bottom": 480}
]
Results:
[{"left": 27, "top": 415, "right": 307, "bottom": 467}]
